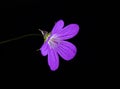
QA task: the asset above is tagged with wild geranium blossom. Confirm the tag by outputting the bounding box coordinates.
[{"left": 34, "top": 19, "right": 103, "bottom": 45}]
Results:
[{"left": 40, "top": 20, "right": 79, "bottom": 71}]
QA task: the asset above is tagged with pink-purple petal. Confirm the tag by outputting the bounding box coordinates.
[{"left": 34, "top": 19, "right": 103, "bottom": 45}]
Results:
[
  {"left": 48, "top": 48, "right": 59, "bottom": 71},
  {"left": 57, "top": 41, "right": 77, "bottom": 61},
  {"left": 57, "top": 24, "right": 79, "bottom": 40},
  {"left": 51, "top": 20, "right": 64, "bottom": 34},
  {"left": 40, "top": 42, "right": 48, "bottom": 56}
]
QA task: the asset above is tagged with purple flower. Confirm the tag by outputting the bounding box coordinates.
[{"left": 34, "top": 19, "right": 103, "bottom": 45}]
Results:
[{"left": 40, "top": 20, "right": 79, "bottom": 71}]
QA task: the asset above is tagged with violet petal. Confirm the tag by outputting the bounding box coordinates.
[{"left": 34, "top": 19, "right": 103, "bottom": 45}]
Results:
[
  {"left": 57, "top": 41, "right": 77, "bottom": 61},
  {"left": 40, "top": 41, "right": 48, "bottom": 56},
  {"left": 51, "top": 20, "right": 64, "bottom": 34},
  {"left": 57, "top": 24, "right": 79, "bottom": 40},
  {"left": 48, "top": 48, "right": 59, "bottom": 71}
]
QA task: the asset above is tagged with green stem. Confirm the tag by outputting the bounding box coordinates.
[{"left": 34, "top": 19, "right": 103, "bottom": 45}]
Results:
[{"left": 0, "top": 34, "right": 41, "bottom": 45}]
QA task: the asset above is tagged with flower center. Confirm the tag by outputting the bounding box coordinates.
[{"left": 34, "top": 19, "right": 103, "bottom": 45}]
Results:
[{"left": 48, "top": 34, "right": 60, "bottom": 49}]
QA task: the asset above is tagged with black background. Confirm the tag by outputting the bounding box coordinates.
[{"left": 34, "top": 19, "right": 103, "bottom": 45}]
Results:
[{"left": 0, "top": 0, "right": 96, "bottom": 85}]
